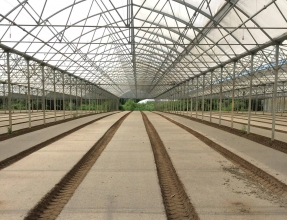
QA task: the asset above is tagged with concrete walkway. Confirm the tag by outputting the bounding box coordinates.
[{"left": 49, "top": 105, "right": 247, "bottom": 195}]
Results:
[
  {"left": 0, "top": 112, "right": 118, "bottom": 162},
  {"left": 57, "top": 111, "right": 166, "bottom": 220},
  {"left": 146, "top": 112, "right": 287, "bottom": 219},
  {"left": 177, "top": 111, "right": 287, "bottom": 143},
  {"left": 0, "top": 110, "right": 103, "bottom": 134},
  {"left": 157, "top": 112, "right": 287, "bottom": 186},
  {"left": 0, "top": 112, "right": 128, "bottom": 220}
]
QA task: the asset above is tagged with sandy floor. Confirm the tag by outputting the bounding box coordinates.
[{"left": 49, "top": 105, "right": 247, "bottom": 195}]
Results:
[{"left": 0, "top": 111, "right": 286, "bottom": 219}]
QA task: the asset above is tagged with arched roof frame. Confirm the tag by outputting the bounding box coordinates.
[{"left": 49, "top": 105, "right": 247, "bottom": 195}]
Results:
[
  {"left": 7, "top": 1, "right": 232, "bottom": 74},
  {"left": 1, "top": 0, "right": 287, "bottom": 99}
]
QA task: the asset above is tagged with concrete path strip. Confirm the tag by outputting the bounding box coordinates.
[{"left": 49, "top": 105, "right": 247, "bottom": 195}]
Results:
[
  {"left": 0, "top": 112, "right": 118, "bottom": 162},
  {"left": 145, "top": 112, "right": 287, "bottom": 219},
  {"left": 157, "top": 112, "right": 287, "bottom": 188},
  {"left": 0, "top": 112, "right": 128, "bottom": 220},
  {"left": 57, "top": 111, "right": 166, "bottom": 220}
]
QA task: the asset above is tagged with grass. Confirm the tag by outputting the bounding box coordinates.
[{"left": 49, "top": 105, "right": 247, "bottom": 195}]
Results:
[
  {"left": 241, "top": 124, "right": 247, "bottom": 134},
  {"left": 7, "top": 126, "right": 12, "bottom": 134}
]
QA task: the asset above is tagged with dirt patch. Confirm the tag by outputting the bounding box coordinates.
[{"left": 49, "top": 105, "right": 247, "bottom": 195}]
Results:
[
  {"left": 166, "top": 112, "right": 287, "bottom": 154},
  {"left": 141, "top": 111, "right": 199, "bottom": 220},
  {"left": 223, "top": 165, "right": 282, "bottom": 204},
  {"left": 24, "top": 112, "right": 130, "bottom": 220}
]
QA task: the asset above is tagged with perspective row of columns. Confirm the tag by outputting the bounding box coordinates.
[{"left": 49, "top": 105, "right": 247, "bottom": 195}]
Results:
[
  {"left": 4, "top": 51, "right": 119, "bottom": 132},
  {"left": 155, "top": 44, "right": 280, "bottom": 141}
]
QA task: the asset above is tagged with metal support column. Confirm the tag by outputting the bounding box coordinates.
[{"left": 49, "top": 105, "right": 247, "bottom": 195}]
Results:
[
  {"left": 88, "top": 84, "right": 91, "bottom": 113},
  {"left": 27, "top": 59, "right": 31, "bottom": 128},
  {"left": 19, "top": 86, "right": 21, "bottom": 113},
  {"left": 53, "top": 69, "right": 57, "bottom": 122},
  {"left": 2, "top": 84, "right": 5, "bottom": 113},
  {"left": 94, "top": 87, "right": 97, "bottom": 113},
  {"left": 231, "top": 62, "right": 236, "bottom": 128},
  {"left": 186, "top": 81, "right": 189, "bottom": 114},
  {"left": 69, "top": 75, "right": 72, "bottom": 117},
  {"left": 281, "top": 82, "right": 284, "bottom": 116},
  {"left": 84, "top": 83, "right": 87, "bottom": 114},
  {"left": 36, "top": 89, "right": 39, "bottom": 112},
  {"left": 62, "top": 73, "right": 65, "bottom": 120},
  {"left": 255, "top": 87, "right": 258, "bottom": 114},
  {"left": 31, "top": 89, "right": 34, "bottom": 112},
  {"left": 248, "top": 54, "right": 254, "bottom": 134},
  {"left": 219, "top": 66, "right": 223, "bottom": 125},
  {"left": 41, "top": 65, "right": 46, "bottom": 124},
  {"left": 283, "top": 83, "right": 286, "bottom": 115},
  {"left": 96, "top": 91, "right": 99, "bottom": 113},
  {"left": 272, "top": 44, "right": 280, "bottom": 141},
  {"left": 201, "top": 74, "right": 205, "bottom": 120},
  {"left": 196, "top": 77, "right": 199, "bottom": 119},
  {"left": 263, "top": 86, "right": 266, "bottom": 115},
  {"left": 190, "top": 79, "right": 193, "bottom": 117},
  {"left": 80, "top": 81, "right": 83, "bottom": 115},
  {"left": 7, "top": 52, "right": 12, "bottom": 132},
  {"left": 179, "top": 86, "right": 182, "bottom": 115},
  {"left": 210, "top": 71, "right": 213, "bottom": 122},
  {"left": 75, "top": 78, "right": 78, "bottom": 116}
]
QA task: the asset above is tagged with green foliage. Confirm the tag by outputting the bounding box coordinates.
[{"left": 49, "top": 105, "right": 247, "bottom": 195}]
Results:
[
  {"left": 80, "top": 104, "right": 90, "bottom": 110},
  {"left": 7, "top": 126, "right": 12, "bottom": 134},
  {"left": 121, "top": 99, "right": 154, "bottom": 111},
  {"left": 241, "top": 124, "right": 247, "bottom": 134},
  {"left": 122, "top": 99, "right": 137, "bottom": 110},
  {"left": 221, "top": 100, "right": 248, "bottom": 112}
]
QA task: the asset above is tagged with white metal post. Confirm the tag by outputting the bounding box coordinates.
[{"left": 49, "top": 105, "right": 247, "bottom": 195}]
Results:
[
  {"left": 179, "top": 85, "right": 182, "bottom": 115},
  {"left": 36, "top": 89, "right": 39, "bottom": 112},
  {"left": 3, "top": 84, "right": 6, "bottom": 113},
  {"left": 186, "top": 81, "right": 189, "bottom": 114},
  {"left": 53, "top": 69, "right": 57, "bottom": 122},
  {"left": 89, "top": 84, "right": 91, "bottom": 113},
  {"left": 80, "top": 81, "right": 83, "bottom": 115},
  {"left": 62, "top": 73, "right": 65, "bottom": 120},
  {"left": 210, "top": 71, "right": 213, "bottom": 122},
  {"left": 255, "top": 87, "right": 258, "bottom": 114},
  {"left": 190, "top": 79, "right": 193, "bottom": 117},
  {"left": 69, "top": 75, "right": 72, "bottom": 117},
  {"left": 281, "top": 82, "right": 284, "bottom": 116},
  {"left": 19, "top": 86, "right": 21, "bottom": 113},
  {"left": 263, "top": 86, "right": 265, "bottom": 115},
  {"left": 247, "top": 54, "right": 254, "bottom": 133},
  {"left": 219, "top": 66, "right": 223, "bottom": 125},
  {"left": 75, "top": 78, "right": 78, "bottom": 116},
  {"left": 231, "top": 62, "right": 236, "bottom": 128},
  {"left": 201, "top": 74, "right": 205, "bottom": 120},
  {"left": 272, "top": 44, "right": 280, "bottom": 141},
  {"left": 27, "top": 59, "right": 31, "bottom": 128},
  {"left": 7, "top": 52, "right": 12, "bottom": 132},
  {"left": 196, "top": 77, "right": 199, "bottom": 119},
  {"left": 41, "top": 65, "right": 46, "bottom": 124}
]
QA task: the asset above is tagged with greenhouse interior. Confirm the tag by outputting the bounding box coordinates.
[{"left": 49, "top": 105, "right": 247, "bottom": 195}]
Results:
[{"left": 0, "top": 1, "right": 287, "bottom": 219}]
